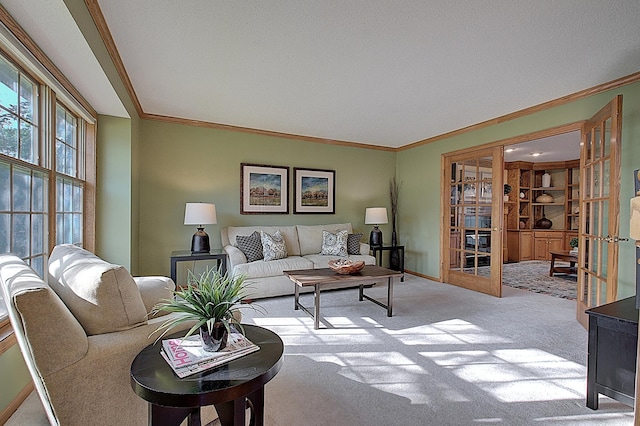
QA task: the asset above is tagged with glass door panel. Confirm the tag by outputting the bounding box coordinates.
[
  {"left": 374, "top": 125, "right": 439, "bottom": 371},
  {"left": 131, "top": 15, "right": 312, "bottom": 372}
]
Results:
[{"left": 443, "top": 147, "right": 503, "bottom": 297}]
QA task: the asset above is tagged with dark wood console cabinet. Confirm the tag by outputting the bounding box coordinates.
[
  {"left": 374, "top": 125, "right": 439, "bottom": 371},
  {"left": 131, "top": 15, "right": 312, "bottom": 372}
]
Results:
[{"left": 586, "top": 296, "right": 638, "bottom": 409}]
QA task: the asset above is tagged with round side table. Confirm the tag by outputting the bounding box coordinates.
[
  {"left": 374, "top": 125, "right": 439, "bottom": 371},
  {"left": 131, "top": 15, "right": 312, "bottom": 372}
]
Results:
[{"left": 131, "top": 324, "right": 283, "bottom": 426}]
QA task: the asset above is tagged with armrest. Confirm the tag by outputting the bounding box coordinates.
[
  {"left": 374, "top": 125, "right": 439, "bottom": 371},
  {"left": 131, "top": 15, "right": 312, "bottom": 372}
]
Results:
[
  {"left": 359, "top": 242, "right": 371, "bottom": 254},
  {"left": 134, "top": 276, "right": 175, "bottom": 316},
  {"left": 223, "top": 245, "right": 247, "bottom": 272}
]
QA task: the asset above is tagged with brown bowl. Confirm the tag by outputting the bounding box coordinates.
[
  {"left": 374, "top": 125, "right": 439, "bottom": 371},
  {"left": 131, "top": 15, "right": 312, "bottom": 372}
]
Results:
[{"left": 328, "top": 259, "right": 365, "bottom": 274}]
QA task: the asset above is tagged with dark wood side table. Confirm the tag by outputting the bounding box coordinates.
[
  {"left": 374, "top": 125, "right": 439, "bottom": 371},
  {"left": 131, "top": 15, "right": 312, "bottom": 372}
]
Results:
[
  {"left": 170, "top": 250, "right": 228, "bottom": 286},
  {"left": 549, "top": 250, "right": 577, "bottom": 276},
  {"left": 131, "top": 324, "right": 283, "bottom": 426},
  {"left": 371, "top": 245, "right": 405, "bottom": 280},
  {"left": 586, "top": 296, "right": 638, "bottom": 409}
]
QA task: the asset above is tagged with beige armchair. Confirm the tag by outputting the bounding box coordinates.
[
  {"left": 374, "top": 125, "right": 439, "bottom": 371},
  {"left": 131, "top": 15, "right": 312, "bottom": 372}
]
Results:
[{"left": 0, "top": 245, "right": 194, "bottom": 426}]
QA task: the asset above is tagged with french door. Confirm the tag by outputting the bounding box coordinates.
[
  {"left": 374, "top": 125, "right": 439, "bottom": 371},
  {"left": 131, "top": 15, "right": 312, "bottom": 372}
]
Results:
[
  {"left": 576, "top": 95, "right": 623, "bottom": 327},
  {"left": 442, "top": 146, "right": 503, "bottom": 297}
]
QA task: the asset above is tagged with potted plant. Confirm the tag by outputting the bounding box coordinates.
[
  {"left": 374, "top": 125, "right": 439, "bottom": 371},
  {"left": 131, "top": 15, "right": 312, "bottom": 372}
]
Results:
[
  {"left": 503, "top": 184, "right": 512, "bottom": 201},
  {"left": 152, "top": 267, "right": 251, "bottom": 352},
  {"left": 569, "top": 237, "right": 579, "bottom": 254}
]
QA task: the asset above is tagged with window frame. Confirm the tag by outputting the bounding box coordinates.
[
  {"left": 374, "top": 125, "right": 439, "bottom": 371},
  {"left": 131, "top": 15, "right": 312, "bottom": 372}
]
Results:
[{"left": 0, "top": 14, "right": 97, "bottom": 337}]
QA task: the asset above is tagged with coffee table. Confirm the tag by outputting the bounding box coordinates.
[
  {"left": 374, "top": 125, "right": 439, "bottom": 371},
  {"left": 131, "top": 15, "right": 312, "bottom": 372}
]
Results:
[
  {"left": 284, "top": 265, "right": 403, "bottom": 329},
  {"left": 130, "top": 324, "right": 283, "bottom": 426},
  {"left": 549, "top": 250, "right": 578, "bottom": 276}
]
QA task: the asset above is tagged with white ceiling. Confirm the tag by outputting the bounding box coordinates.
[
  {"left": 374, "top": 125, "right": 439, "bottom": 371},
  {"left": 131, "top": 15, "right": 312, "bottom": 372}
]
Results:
[{"left": 3, "top": 1, "right": 640, "bottom": 148}]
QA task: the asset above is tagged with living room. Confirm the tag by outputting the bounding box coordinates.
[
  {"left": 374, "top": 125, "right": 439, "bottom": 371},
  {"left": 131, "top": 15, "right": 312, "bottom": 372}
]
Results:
[{"left": 2, "top": 1, "right": 640, "bottom": 425}]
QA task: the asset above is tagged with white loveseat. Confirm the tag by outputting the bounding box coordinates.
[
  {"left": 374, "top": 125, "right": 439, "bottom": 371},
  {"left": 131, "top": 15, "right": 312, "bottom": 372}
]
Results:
[{"left": 221, "top": 223, "right": 376, "bottom": 299}]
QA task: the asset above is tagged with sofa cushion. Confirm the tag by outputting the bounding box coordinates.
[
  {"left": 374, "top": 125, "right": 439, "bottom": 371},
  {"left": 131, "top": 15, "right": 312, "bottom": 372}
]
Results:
[
  {"left": 236, "top": 231, "right": 264, "bottom": 262},
  {"left": 227, "top": 226, "right": 301, "bottom": 256},
  {"left": 347, "top": 233, "right": 363, "bottom": 255},
  {"left": 297, "top": 223, "right": 353, "bottom": 255},
  {"left": 304, "top": 253, "right": 376, "bottom": 269},
  {"left": 261, "top": 230, "right": 288, "bottom": 261},
  {"left": 320, "top": 230, "right": 348, "bottom": 256},
  {"left": 234, "top": 256, "right": 313, "bottom": 280},
  {"left": 47, "top": 244, "right": 147, "bottom": 335}
]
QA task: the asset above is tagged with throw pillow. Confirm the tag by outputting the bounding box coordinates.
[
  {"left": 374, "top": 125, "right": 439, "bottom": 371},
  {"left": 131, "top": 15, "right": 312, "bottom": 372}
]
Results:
[
  {"left": 260, "top": 230, "right": 288, "bottom": 261},
  {"left": 347, "top": 233, "right": 363, "bottom": 255},
  {"left": 320, "top": 229, "right": 348, "bottom": 257},
  {"left": 236, "top": 231, "right": 264, "bottom": 262}
]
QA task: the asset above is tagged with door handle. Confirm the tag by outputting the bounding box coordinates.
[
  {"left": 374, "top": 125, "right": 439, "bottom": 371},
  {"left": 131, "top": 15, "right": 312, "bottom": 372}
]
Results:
[{"left": 595, "top": 235, "right": 630, "bottom": 243}]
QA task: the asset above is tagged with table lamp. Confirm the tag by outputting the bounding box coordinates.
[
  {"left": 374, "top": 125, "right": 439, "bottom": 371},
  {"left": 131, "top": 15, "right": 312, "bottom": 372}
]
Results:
[
  {"left": 365, "top": 207, "right": 388, "bottom": 247},
  {"left": 184, "top": 202, "right": 217, "bottom": 253}
]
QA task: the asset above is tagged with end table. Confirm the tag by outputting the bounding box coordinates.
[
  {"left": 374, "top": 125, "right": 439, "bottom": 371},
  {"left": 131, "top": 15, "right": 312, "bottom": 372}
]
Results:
[
  {"left": 371, "top": 245, "right": 405, "bottom": 281},
  {"left": 170, "top": 250, "right": 227, "bottom": 287}
]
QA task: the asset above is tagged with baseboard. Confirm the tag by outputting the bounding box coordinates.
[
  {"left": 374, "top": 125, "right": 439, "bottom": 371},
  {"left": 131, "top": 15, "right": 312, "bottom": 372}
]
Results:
[
  {"left": 0, "top": 381, "right": 34, "bottom": 424},
  {"left": 404, "top": 269, "right": 440, "bottom": 282}
]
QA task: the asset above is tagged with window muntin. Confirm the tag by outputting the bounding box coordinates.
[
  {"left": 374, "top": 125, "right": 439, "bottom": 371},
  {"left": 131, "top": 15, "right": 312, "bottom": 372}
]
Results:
[
  {"left": 0, "top": 50, "right": 92, "bottom": 323},
  {"left": 0, "top": 56, "right": 38, "bottom": 164}
]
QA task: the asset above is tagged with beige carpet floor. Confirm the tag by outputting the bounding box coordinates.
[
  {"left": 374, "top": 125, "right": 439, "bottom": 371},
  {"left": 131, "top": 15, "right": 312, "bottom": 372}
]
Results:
[{"left": 8, "top": 274, "right": 633, "bottom": 425}]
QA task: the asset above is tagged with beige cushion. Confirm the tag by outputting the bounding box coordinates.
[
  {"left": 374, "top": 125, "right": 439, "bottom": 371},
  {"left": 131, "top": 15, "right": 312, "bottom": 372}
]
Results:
[
  {"left": 48, "top": 244, "right": 147, "bottom": 335},
  {"left": 297, "top": 223, "right": 353, "bottom": 255}
]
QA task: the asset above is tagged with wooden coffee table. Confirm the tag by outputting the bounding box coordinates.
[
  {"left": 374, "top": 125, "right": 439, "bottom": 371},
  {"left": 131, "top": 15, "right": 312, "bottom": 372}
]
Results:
[
  {"left": 549, "top": 250, "right": 578, "bottom": 276},
  {"left": 284, "top": 265, "right": 403, "bottom": 329}
]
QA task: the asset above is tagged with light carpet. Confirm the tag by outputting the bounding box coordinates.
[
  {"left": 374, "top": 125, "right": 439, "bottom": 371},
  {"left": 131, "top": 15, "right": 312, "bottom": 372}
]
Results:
[
  {"left": 243, "top": 274, "right": 631, "bottom": 425},
  {"left": 8, "top": 275, "right": 632, "bottom": 425}
]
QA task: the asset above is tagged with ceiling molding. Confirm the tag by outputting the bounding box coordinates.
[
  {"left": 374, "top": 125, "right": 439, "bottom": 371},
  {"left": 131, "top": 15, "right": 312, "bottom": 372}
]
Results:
[
  {"left": 84, "top": 0, "right": 143, "bottom": 117},
  {"left": 0, "top": 5, "right": 96, "bottom": 118},
  {"left": 142, "top": 112, "right": 397, "bottom": 152},
  {"left": 399, "top": 70, "right": 640, "bottom": 152}
]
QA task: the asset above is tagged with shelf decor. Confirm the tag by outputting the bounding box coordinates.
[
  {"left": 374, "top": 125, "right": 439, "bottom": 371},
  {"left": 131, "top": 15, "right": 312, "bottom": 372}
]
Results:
[{"left": 535, "top": 193, "right": 554, "bottom": 203}]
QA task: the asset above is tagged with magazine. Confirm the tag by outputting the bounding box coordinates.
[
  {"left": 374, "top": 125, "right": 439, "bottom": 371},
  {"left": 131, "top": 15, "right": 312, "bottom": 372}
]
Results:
[{"left": 161, "top": 333, "right": 260, "bottom": 378}]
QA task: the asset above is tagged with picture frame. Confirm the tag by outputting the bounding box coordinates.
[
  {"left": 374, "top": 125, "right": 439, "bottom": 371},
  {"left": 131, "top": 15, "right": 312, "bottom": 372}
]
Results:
[
  {"left": 293, "top": 168, "right": 335, "bottom": 214},
  {"left": 240, "top": 163, "right": 289, "bottom": 214}
]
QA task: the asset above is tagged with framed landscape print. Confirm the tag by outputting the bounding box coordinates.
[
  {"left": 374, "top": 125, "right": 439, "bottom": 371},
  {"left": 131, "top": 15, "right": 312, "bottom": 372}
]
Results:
[
  {"left": 241, "top": 163, "right": 289, "bottom": 214},
  {"left": 293, "top": 168, "right": 335, "bottom": 214}
]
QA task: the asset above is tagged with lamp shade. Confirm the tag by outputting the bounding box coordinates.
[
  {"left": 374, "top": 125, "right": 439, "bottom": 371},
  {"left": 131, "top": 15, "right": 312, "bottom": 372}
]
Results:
[
  {"left": 184, "top": 203, "right": 217, "bottom": 226},
  {"left": 365, "top": 207, "right": 388, "bottom": 225}
]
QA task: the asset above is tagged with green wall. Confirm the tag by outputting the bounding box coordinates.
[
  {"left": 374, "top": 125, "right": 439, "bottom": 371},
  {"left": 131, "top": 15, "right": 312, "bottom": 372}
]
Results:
[
  {"left": 137, "top": 120, "right": 397, "bottom": 277},
  {"left": 397, "top": 82, "right": 640, "bottom": 297},
  {"left": 0, "top": 344, "right": 30, "bottom": 418}
]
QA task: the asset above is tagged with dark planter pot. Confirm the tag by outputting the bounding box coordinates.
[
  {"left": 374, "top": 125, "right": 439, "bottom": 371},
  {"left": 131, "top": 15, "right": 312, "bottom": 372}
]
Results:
[{"left": 200, "top": 322, "right": 228, "bottom": 352}]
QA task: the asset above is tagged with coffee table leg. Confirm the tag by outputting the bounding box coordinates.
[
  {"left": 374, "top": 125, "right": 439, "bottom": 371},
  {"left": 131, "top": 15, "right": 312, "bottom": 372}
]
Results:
[
  {"left": 149, "top": 404, "right": 198, "bottom": 426},
  {"left": 387, "top": 277, "right": 394, "bottom": 317},
  {"left": 549, "top": 255, "right": 556, "bottom": 276},
  {"left": 314, "top": 284, "right": 320, "bottom": 330},
  {"left": 294, "top": 284, "right": 300, "bottom": 310}
]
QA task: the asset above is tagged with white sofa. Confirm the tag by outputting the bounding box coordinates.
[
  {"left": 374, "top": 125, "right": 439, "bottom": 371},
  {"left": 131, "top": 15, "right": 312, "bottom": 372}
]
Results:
[{"left": 221, "top": 223, "right": 376, "bottom": 299}]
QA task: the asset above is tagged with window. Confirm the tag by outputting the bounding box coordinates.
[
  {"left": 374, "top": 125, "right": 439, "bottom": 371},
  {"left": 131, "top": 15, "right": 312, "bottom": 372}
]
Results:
[{"left": 0, "top": 48, "right": 95, "bottom": 323}]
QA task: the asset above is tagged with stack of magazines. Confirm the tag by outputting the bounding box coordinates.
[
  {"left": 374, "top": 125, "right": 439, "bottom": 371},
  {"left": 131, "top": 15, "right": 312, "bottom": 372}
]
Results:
[{"left": 161, "top": 333, "right": 260, "bottom": 378}]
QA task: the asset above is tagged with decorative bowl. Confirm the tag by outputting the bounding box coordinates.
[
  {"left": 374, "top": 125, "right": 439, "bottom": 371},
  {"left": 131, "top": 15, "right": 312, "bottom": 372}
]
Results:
[
  {"left": 535, "top": 193, "right": 554, "bottom": 203},
  {"left": 328, "top": 259, "right": 365, "bottom": 275}
]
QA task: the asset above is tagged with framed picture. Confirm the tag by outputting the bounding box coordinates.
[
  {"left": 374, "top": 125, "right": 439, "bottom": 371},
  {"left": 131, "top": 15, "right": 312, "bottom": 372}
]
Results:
[
  {"left": 293, "top": 168, "right": 335, "bottom": 214},
  {"left": 240, "top": 163, "right": 289, "bottom": 214}
]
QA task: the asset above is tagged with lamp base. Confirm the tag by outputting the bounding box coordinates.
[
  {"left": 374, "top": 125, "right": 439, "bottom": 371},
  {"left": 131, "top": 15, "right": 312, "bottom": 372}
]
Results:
[
  {"left": 369, "top": 226, "right": 382, "bottom": 247},
  {"left": 191, "top": 228, "right": 210, "bottom": 253}
]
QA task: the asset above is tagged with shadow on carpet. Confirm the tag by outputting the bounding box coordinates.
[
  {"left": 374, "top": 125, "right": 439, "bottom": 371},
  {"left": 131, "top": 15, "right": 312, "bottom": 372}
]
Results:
[{"left": 501, "top": 260, "right": 577, "bottom": 300}]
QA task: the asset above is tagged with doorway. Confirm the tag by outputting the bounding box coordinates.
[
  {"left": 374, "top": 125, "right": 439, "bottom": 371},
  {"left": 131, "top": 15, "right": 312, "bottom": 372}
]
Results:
[
  {"left": 502, "top": 131, "right": 581, "bottom": 302},
  {"left": 440, "top": 95, "right": 623, "bottom": 327}
]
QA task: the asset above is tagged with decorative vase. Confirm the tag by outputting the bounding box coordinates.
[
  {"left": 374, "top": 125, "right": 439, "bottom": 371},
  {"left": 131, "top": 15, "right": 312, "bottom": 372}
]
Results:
[
  {"left": 535, "top": 215, "right": 553, "bottom": 229},
  {"left": 390, "top": 230, "right": 400, "bottom": 270},
  {"left": 200, "top": 322, "right": 228, "bottom": 352},
  {"left": 519, "top": 192, "right": 525, "bottom": 199},
  {"left": 503, "top": 195, "right": 509, "bottom": 202},
  {"left": 519, "top": 220, "right": 526, "bottom": 229},
  {"left": 536, "top": 193, "right": 554, "bottom": 203},
  {"left": 542, "top": 172, "right": 551, "bottom": 188}
]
